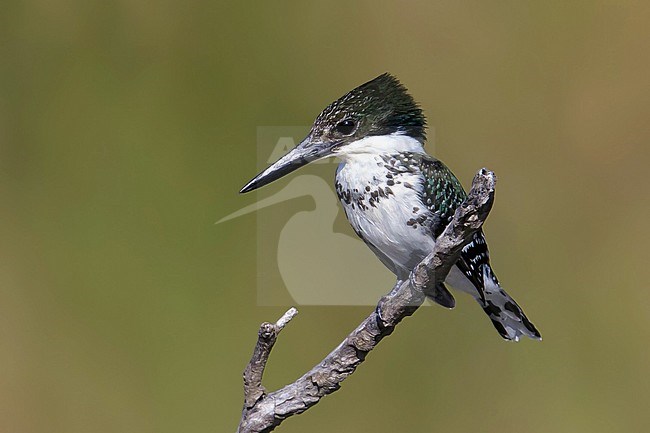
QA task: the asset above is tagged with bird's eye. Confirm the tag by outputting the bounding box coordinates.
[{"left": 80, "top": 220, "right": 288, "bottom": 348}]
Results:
[{"left": 335, "top": 119, "right": 356, "bottom": 136}]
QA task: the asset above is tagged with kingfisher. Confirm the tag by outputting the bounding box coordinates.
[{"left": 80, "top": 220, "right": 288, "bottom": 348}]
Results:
[{"left": 240, "top": 73, "right": 541, "bottom": 341}]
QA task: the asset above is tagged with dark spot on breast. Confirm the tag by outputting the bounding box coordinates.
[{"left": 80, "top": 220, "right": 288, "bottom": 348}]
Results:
[
  {"left": 406, "top": 217, "right": 420, "bottom": 229},
  {"left": 336, "top": 186, "right": 352, "bottom": 205}
]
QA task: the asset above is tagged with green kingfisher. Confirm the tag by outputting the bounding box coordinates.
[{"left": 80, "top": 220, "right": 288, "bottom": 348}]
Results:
[{"left": 240, "top": 73, "right": 541, "bottom": 341}]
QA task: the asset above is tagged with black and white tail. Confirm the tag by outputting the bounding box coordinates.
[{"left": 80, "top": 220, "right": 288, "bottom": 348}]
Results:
[{"left": 480, "top": 266, "right": 541, "bottom": 341}]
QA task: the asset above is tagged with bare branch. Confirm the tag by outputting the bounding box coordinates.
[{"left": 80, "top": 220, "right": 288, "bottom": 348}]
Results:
[
  {"left": 242, "top": 308, "right": 298, "bottom": 409},
  {"left": 237, "top": 168, "right": 497, "bottom": 433},
  {"left": 275, "top": 307, "right": 298, "bottom": 330}
]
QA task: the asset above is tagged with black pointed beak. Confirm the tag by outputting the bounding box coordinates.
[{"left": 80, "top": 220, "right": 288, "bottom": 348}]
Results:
[{"left": 240, "top": 136, "right": 337, "bottom": 193}]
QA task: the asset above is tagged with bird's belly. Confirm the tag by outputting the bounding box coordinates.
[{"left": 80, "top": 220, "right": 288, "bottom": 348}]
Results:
[
  {"left": 349, "top": 206, "right": 434, "bottom": 273},
  {"left": 336, "top": 165, "right": 435, "bottom": 276}
]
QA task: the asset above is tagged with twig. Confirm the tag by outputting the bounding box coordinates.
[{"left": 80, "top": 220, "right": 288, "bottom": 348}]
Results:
[
  {"left": 242, "top": 308, "right": 299, "bottom": 409},
  {"left": 237, "top": 168, "right": 497, "bottom": 433}
]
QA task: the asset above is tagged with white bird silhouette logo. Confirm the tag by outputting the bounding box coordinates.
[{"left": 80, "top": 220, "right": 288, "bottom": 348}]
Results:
[{"left": 217, "top": 174, "right": 394, "bottom": 305}]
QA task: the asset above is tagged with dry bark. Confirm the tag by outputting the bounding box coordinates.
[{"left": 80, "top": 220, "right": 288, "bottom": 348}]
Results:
[{"left": 237, "top": 168, "right": 497, "bottom": 433}]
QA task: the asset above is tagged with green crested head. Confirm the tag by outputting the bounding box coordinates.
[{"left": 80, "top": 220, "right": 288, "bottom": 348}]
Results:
[
  {"left": 310, "top": 73, "right": 427, "bottom": 145},
  {"left": 240, "top": 73, "right": 426, "bottom": 193}
]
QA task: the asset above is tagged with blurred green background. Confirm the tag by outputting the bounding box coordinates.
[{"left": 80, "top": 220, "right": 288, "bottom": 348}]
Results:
[{"left": 2, "top": 1, "right": 650, "bottom": 432}]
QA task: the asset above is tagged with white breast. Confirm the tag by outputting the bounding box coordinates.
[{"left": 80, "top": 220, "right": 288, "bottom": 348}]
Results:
[{"left": 335, "top": 152, "right": 435, "bottom": 278}]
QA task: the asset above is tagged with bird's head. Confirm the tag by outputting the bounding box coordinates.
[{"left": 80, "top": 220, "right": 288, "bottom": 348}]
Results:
[{"left": 240, "top": 73, "right": 425, "bottom": 193}]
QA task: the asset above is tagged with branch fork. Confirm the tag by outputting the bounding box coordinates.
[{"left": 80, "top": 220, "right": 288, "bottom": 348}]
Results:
[
  {"left": 237, "top": 168, "right": 497, "bottom": 433},
  {"left": 242, "top": 308, "right": 298, "bottom": 409}
]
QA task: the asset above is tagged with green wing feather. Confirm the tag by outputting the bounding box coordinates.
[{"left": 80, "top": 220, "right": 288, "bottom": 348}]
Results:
[
  {"left": 417, "top": 157, "right": 467, "bottom": 238},
  {"left": 417, "top": 156, "right": 488, "bottom": 302}
]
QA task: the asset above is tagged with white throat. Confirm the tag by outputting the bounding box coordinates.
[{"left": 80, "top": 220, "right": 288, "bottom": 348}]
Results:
[{"left": 333, "top": 133, "right": 425, "bottom": 161}]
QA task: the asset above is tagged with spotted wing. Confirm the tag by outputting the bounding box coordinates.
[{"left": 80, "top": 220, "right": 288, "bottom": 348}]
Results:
[{"left": 417, "top": 156, "right": 489, "bottom": 302}]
